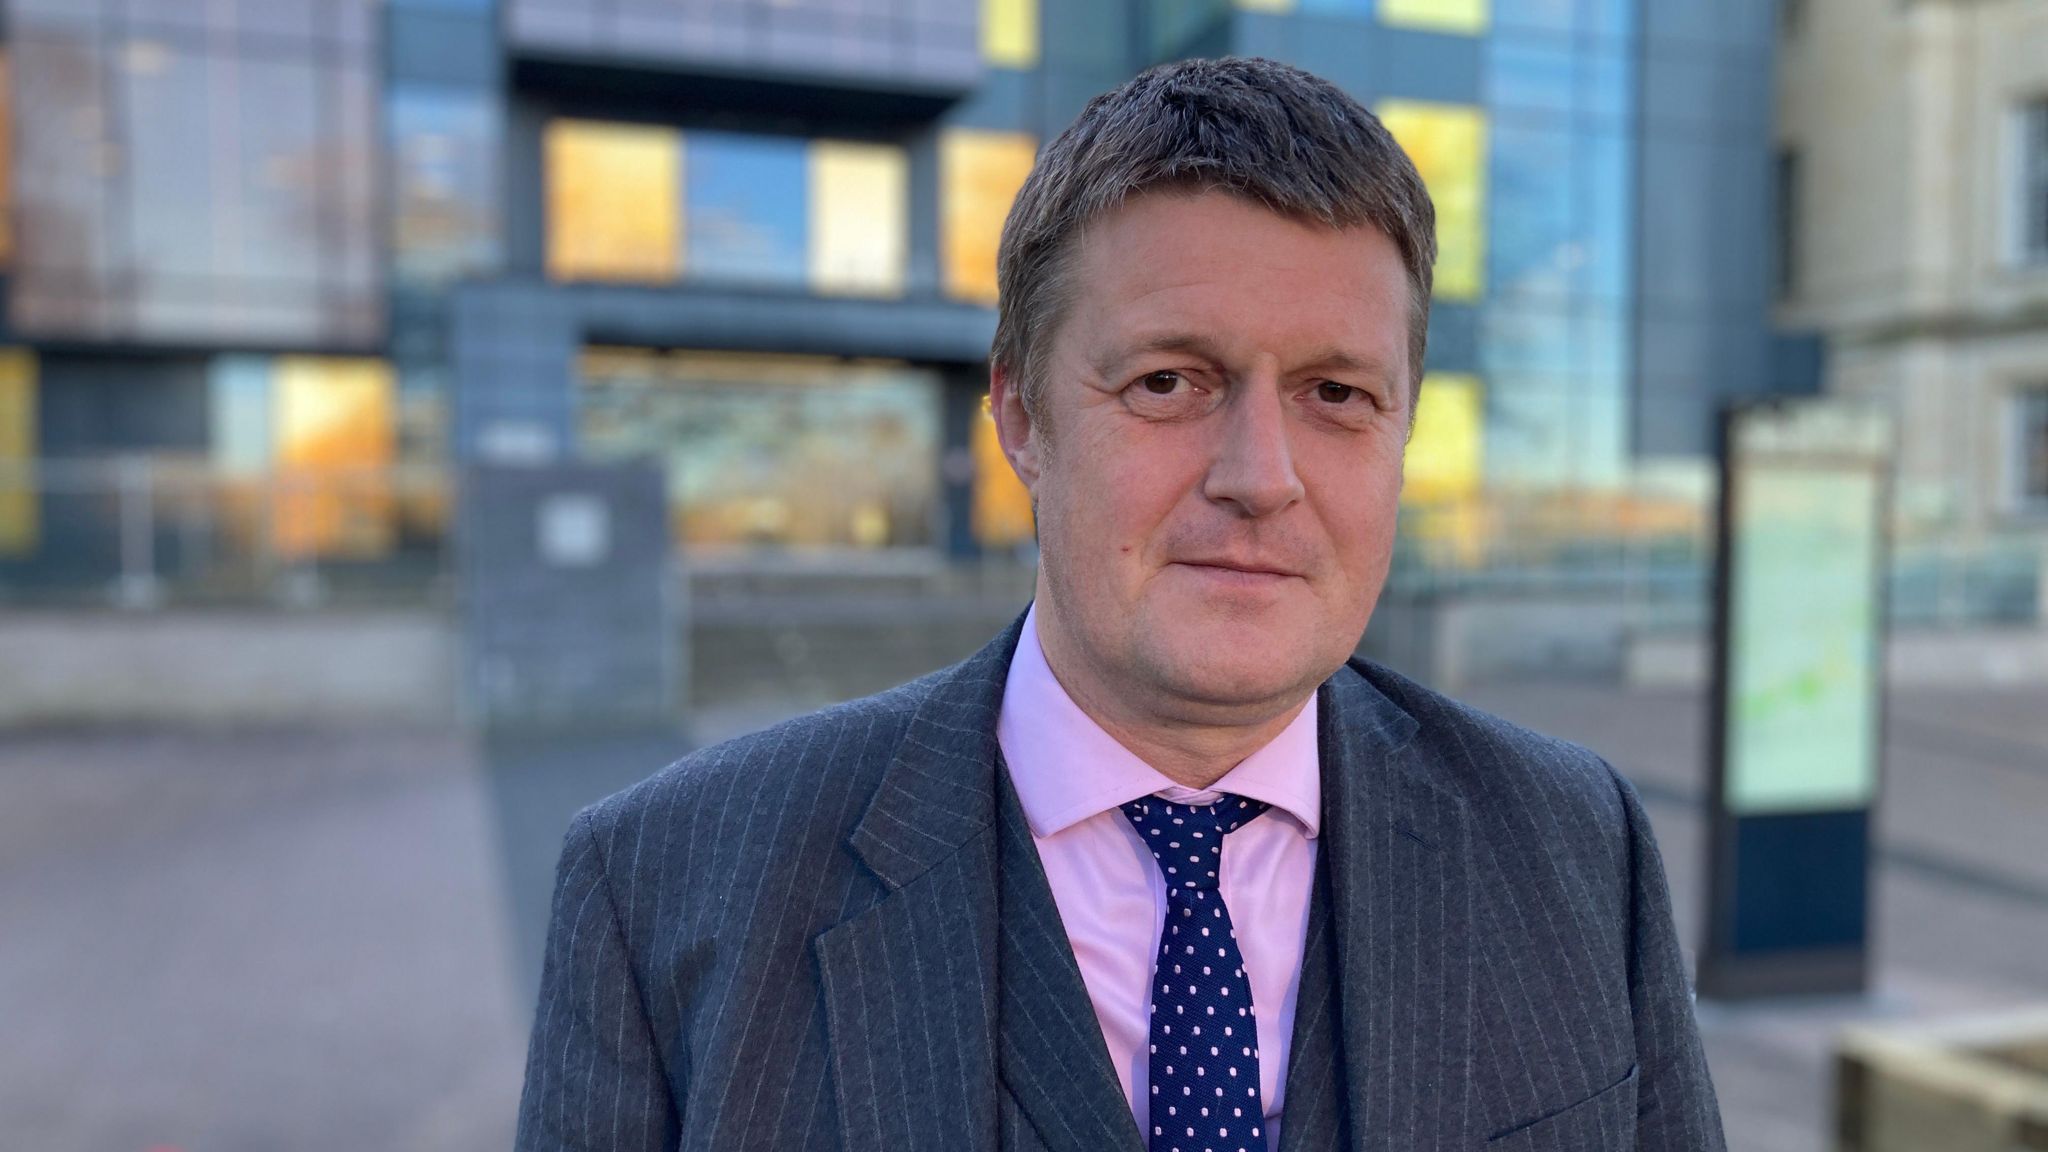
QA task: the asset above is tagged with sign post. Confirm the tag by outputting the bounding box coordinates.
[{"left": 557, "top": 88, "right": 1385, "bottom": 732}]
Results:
[{"left": 1698, "top": 398, "right": 1894, "bottom": 1000}]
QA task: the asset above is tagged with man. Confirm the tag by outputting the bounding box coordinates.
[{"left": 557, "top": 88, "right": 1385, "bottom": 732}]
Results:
[{"left": 517, "top": 56, "right": 1724, "bottom": 1152}]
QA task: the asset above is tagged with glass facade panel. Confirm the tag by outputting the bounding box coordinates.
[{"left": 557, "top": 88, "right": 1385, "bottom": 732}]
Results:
[
  {"left": 942, "top": 130, "right": 1037, "bottom": 304},
  {"left": 983, "top": 0, "right": 1039, "bottom": 68},
  {"left": 209, "top": 356, "right": 272, "bottom": 477},
  {"left": 1380, "top": 0, "right": 1485, "bottom": 35},
  {"left": 273, "top": 357, "right": 397, "bottom": 560},
  {"left": 1379, "top": 101, "right": 1486, "bottom": 302},
  {"left": 1300, "top": 0, "right": 1371, "bottom": 14},
  {"left": 545, "top": 119, "right": 682, "bottom": 284},
  {"left": 2016, "top": 389, "right": 2048, "bottom": 510},
  {"left": 0, "top": 53, "right": 13, "bottom": 268},
  {"left": 389, "top": 84, "right": 502, "bottom": 287},
  {"left": 685, "top": 132, "right": 809, "bottom": 287},
  {"left": 0, "top": 350, "right": 36, "bottom": 555},
  {"left": 809, "top": 141, "right": 909, "bottom": 297},
  {"left": 1489, "top": 121, "right": 1573, "bottom": 302},
  {"left": 9, "top": 5, "right": 382, "bottom": 346},
  {"left": 972, "top": 404, "right": 1034, "bottom": 549},
  {"left": 579, "top": 349, "right": 939, "bottom": 553}
]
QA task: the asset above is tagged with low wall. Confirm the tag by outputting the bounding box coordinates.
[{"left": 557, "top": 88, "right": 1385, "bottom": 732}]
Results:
[
  {"left": 0, "top": 610, "right": 459, "bottom": 727},
  {"left": 1627, "top": 625, "right": 2048, "bottom": 690}
]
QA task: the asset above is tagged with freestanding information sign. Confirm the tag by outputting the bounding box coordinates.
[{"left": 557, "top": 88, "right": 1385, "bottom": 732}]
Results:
[{"left": 1698, "top": 399, "right": 1894, "bottom": 1000}]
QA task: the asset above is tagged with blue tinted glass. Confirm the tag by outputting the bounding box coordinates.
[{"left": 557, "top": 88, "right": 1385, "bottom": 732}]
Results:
[
  {"left": 1489, "top": 122, "right": 1574, "bottom": 303},
  {"left": 390, "top": 0, "right": 493, "bottom": 9},
  {"left": 389, "top": 84, "right": 503, "bottom": 286},
  {"left": 1489, "top": 39, "right": 1575, "bottom": 115},
  {"left": 1579, "top": 0, "right": 1635, "bottom": 41},
  {"left": 686, "top": 132, "right": 808, "bottom": 287},
  {"left": 1300, "top": 0, "right": 1373, "bottom": 14},
  {"left": 1493, "top": 0, "right": 1574, "bottom": 33},
  {"left": 1576, "top": 129, "right": 1631, "bottom": 300},
  {"left": 1578, "top": 47, "right": 1632, "bottom": 125},
  {"left": 1484, "top": 370, "right": 1576, "bottom": 487}
]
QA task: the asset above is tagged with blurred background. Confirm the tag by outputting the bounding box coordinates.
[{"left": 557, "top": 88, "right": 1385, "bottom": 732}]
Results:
[{"left": 0, "top": 0, "right": 2044, "bottom": 1148}]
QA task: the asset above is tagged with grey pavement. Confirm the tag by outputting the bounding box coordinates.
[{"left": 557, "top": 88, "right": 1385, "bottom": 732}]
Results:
[{"left": 3, "top": 680, "right": 2044, "bottom": 1151}]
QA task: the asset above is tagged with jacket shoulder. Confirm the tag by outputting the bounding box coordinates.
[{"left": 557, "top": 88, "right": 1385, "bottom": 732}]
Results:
[{"left": 1345, "top": 657, "right": 1630, "bottom": 844}]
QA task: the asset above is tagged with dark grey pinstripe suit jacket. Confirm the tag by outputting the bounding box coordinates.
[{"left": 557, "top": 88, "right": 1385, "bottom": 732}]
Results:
[{"left": 515, "top": 615, "right": 1726, "bottom": 1151}]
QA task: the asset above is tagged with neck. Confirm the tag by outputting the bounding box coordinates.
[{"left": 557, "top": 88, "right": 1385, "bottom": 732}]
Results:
[{"left": 1031, "top": 603, "right": 1313, "bottom": 791}]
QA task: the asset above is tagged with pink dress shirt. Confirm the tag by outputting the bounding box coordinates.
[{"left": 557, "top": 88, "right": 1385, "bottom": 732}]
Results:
[{"left": 996, "top": 605, "right": 1321, "bottom": 1152}]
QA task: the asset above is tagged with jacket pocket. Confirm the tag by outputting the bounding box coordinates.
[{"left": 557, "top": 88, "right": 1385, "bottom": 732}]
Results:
[{"left": 1485, "top": 1063, "right": 1638, "bottom": 1150}]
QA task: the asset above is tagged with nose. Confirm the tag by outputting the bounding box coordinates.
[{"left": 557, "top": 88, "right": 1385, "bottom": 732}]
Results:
[{"left": 1202, "top": 377, "right": 1305, "bottom": 518}]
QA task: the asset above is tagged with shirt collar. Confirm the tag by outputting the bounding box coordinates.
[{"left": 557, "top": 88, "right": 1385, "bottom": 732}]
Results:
[{"left": 996, "top": 603, "right": 1322, "bottom": 841}]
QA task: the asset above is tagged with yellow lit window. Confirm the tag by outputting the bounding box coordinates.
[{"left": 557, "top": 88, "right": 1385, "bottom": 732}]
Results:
[
  {"left": 942, "top": 130, "right": 1037, "bottom": 305},
  {"left": 809, "top": 141, "right": 908, "bottom": 297},
  {"left": 1378, "top": 101, "right": 1486, "bottom": 301},
  {"left": 545, "top": 119, "right": 681, "bottom": 283},
  {"left": 983, "top": 0, "right": 1039, "bottom": 68},
  {"left": 1402, "top": 372, "right": 1483, "bottom": 504},
  {"left": 0, "top": 349, "right": 36, "bottom": 554},
  {"left": 972, "top": 401, "right": 1035, "bottom": 549},
  {"left": 1379, "top": 0, "right": 1487, "bottom": 34},
  {"left": 274, "top": 357, "right": 395, "bottom": 560}
]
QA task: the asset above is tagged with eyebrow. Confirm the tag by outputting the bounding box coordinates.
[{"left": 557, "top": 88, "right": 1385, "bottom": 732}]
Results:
[{"left": 1098, "top": 332, "right": 1399, "bottom": 386}]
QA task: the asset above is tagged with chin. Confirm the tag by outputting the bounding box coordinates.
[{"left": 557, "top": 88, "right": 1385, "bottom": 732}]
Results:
[{"left": 1140, "top": 620, "right": 1335, "bottom": 710}]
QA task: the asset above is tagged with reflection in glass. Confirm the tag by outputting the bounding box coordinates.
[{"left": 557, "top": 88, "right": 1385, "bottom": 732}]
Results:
[
  {"left": 809, "top": 141, "right": 908, "bottom": 297},
  {"left": 273, "top": 357, "right": 397, "bottom": 560},
  {"left": 9, "top": 7, "right": 381, "bottom": 345},
  {"left": 685, "top": 132, "right": 808, "bottom": 287},
  {"left": 1379, "top": 101, "right": 1487, "bottom": 302},
  {"left": 579, "top": 349, "right": 939, "bottom": 554},
  {"left": 390, "top": 84, "right": 503, "bottom": 286},
  {"left": 942, "top": 130, "right": 1037, "bottom": 304},
  {"left": 545, "top": 119, "right": 682, "bottom": 284}
]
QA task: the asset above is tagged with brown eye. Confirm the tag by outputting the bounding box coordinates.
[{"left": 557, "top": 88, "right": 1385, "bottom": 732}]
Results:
[
  {"left": 1141, "top": 371, "right": 1183, "bottom": 395},
  {"left": 1316, "top": 381, "right": 1358, "bottom": 403}
]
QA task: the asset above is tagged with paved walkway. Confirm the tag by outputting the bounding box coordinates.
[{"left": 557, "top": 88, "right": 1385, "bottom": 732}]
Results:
[{"left": 2, "top": 681, "right": 2042, "bottom": 1151}]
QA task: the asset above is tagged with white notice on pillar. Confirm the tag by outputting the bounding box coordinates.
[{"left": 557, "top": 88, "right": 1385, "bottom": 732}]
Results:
[{"left": 537, "top": 494, "right": 609, "bottom": 568}]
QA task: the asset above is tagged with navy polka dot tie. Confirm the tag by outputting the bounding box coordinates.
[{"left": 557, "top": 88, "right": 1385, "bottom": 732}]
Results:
[{"left": 1119, "top": 794, "right": 1271, "bottom": 1152}]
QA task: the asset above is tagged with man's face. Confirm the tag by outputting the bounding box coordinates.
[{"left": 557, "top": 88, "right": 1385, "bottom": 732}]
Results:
[{"left": 994, "top": 190, "right": 1413, "bottom": 722}]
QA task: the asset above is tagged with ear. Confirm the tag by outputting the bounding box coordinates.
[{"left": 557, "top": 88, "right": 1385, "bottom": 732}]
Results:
[{"left": 989, "top": 359, "right": 1044, "bottom": 491}]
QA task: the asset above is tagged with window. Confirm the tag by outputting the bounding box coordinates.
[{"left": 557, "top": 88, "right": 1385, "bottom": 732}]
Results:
[
  {"left": 0, "top": 350, "right": 36, "bottom": 555},
  {"left": 686, "top": 132, "right": 809, "bottom": 287},
  {"left": 2013, "top": 388, "right": 2048, "bottom": 514},
  {"left": 10, "top": 9, "right": 380, "bottom": 346},
  {"left": 273, "top": 357, "right": 397, "bottom": 560},
  {"left": 1379, "top": 101, "right": 1487, "bottom": 302},
  {"left": 579, "top": 348, "right": 940, "bottom": 553},
  {"left": 1402, "top": 372, "right": 1483, "bottom": 504},
  {"left": 389, "top": 84, "right": 503, "bottom": 287},
  {"left": 2016, "top": 99, "right": 2048, "bottom": 266},
  {"left": 544, "top": 120, "right": 909, "bottom": 296},
  {"left": 545, "top": 119, "right": 682, "bottom": 283},
  {"left": 941, "top": 130, "right": 1038, "bottom": 304},
  {"left": 1380, "top": 0, "right": 1487, "bottom": 35},
  {"left": 984, "top": 0, "right": 1039, "bottom": 68},
  {"left": 810, "top": 141, "right": 909, "bottom": 297}
]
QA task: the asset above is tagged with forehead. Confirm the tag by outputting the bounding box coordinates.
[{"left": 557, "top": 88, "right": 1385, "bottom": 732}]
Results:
[{"left": 1057, "top": 190, "right": 1411, "bottom": 374}]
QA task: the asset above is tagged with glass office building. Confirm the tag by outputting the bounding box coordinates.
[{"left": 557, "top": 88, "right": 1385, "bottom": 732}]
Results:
[{"left": 0, "top": 0, "right": 1788, "bottom": 587}]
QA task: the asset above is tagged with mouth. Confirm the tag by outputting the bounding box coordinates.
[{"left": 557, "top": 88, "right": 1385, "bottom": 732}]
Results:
[{"left": 1170, "top": 560, "right": 1305, "bottom": 583}]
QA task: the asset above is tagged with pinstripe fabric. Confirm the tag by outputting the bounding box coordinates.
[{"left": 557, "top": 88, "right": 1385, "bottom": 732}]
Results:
[{"left": 515, "top": 614, "right": 1725, "bottom": 1151}]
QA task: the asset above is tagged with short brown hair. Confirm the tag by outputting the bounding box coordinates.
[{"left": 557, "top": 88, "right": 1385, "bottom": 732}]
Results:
[{"left": 991, "top": 56, "right": 1437, "bottom": 421}]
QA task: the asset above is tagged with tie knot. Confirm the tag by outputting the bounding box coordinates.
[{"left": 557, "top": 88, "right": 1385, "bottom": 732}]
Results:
[{"left": 1118, "top": 795, "right": 1270, "bottom": 892}]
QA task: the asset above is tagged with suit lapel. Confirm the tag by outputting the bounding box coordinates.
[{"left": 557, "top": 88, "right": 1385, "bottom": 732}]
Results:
[
  {"left": 993, "top": 762, "right": 1148, "bottom": 1152},
  {"left": 812, "top": 619, "right": 1021, "bottom": 1152},
  {"left": 1319, "top": 661, "right": 1479, "bottom": 1152},
  {"left": 1276, "top": 841, "right": 1348, "bottom": 1152}
]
